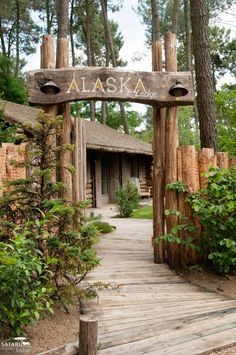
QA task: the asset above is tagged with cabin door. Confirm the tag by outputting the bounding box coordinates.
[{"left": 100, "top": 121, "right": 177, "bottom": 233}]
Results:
[{"left": 101, "top": 157, "right": 109, "bottom": 205}]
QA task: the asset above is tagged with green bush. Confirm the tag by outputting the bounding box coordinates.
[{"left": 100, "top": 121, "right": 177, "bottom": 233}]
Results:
[
  {"left": 156, "top": 167, "right": 236, "bottom": 273},
  {"left": 0, "top": 114, "right": 100, "bottom": 334},
  {"left": 115, "top": 181, "right": 140, "bottom": 218},
  {"left": 0, "top": 227, "right": 53, "bottom": 336},
  {"left": 187, "top": 167, "right": 236, "bottom": 273},
  {"left": 89, "top": 220, "right": 114, "bottom": 234}
]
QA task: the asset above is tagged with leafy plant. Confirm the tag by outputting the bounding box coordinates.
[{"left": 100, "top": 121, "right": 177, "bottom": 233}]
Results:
[
  {"left": 156, "top": 167, "right": 236, "bottom": 273},
  {"left": 0, "top": 114, "right": 100, "bottom": 334},
  {"left": 187, "top": 167, "right": 236, "bottom": 273},
  {"left": 88, "top": 220, "right": 114, "bottom": 234},
  {"left": 0, "top": 227, "right": 53, "bottom": 336},
  {"left": 115, "top": 181, "right": 140, "bottom": 218}
]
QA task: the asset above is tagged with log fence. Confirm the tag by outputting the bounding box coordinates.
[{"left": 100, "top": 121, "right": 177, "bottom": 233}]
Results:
[{"left": 160, "top": 145, "right": 236, "bottom": 269}]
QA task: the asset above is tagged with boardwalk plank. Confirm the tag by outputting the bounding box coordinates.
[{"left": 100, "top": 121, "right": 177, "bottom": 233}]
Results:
[{"left": 82, "top": 209, "right": 236, "bottom": 354}]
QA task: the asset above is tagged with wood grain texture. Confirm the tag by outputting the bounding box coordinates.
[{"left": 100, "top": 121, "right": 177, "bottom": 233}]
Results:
[
  {"left": 27, "top": 67, "right": 194, "bottom": 107},
  {"left": 80, "top": 214, "right": 236, "bottom": 355},
  {"left": 152, "top": 41, "right": 166, "bottom": 263},
  {"left": 164, "top": 32, "right": 180, "bottom": 269}
]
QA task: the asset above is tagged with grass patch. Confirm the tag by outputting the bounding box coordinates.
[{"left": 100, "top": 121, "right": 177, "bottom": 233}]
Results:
[
  {"left": 132, "top": 205, "right": 153, "bottom": 219},
  {"left": 88, "top": 220, "right": 115, "bottom": 234}
]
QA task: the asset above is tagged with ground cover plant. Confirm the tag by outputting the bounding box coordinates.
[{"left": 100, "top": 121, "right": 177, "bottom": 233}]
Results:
[
  {"left": 132, "top": 205, "right": 153, "bottom": 219},
  {"left": 0, "top": 114, "right": 99, "bottom": 336},
  {"left": 88, "top": 220, "right": 114, "bottom": 234},
  {"left": 156, "top": 167, "right": 236, "bottom": 274}
]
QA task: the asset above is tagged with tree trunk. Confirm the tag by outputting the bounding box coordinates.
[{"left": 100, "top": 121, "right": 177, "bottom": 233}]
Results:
[
  {"left": 15, "top": 0, "right": 20, "bottom": 77},
  {"left": 151, "top": 0, "right": 160, "bottom": 41},
  {"left": 101, "top": 15, "right": 111, "bottom": 126},
  {"left": 56, "top": 0, "right": 72, "bottom": 199},
  {"left": 70, "top": 0, "right": 75, "bottom": 66},
  {"left": 171, "top": 0, "right": 180, "bottom": 34},
  {"left": 85, "top": 0, "right": 96, "bottom": 121},
  {"left": 184, "top": 0, "right": 192, "bottom": 71},
  {"left": 100, "top": 0, "right": 129, "bottom": 134},
  {"left": 57, "top": 0, "right": 69, "bottom": 40},
  {"left": 0, "top": 20, "right": 6, "bottom": 56},
  {"left": 190, "top": 0, "right": 217, "bottom": 151},
  {"left": 46, "top": 0, "right": 51, "bottom": 34}
]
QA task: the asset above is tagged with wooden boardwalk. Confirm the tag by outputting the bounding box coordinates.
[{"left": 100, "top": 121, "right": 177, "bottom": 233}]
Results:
[{"left": 82, "top": 214, "right": 236, "bottom": 354}]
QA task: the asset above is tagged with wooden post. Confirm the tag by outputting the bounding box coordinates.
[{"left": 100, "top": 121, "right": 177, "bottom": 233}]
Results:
[
  {"left": 56, "top": 1, "right": 72, "bottom": 200},
  {"left": 229, "top": 157, "right": 236, "bottom": 167},
  {"left": 181, "top": 145, "right": 199, "bottom": 265},
  {"left": 41, "top": 34, "right": 55, "bottom": 69},
  {"left": 164, "top": 32, "right": 180, "bottom": 269},
  {"left": 199, "top": 148, "right": 216, "bottom": 189},
  {"left": 79, "top": 316, "right": 98, "bottom": 355},
  {"left": 152, "top": 40, "right": 166, "bottom": 263},
  {"left": 71, "top": 116, "right": 79, "bottom": 204},
  {"left": 41, "top": 34, "right": 57, "bottom": 181},
  {"left": 217, "top": 152, "right": 229, "bottom": 169}
]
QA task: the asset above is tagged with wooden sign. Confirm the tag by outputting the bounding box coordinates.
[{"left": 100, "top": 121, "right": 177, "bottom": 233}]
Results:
[{"left": 27, "top": 67, "right": 194, "bottom": 107}]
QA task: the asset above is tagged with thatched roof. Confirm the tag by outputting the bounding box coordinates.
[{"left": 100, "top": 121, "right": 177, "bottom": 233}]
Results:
[
  {"left": 0, "top": 100, "right": 152, "bottom": 156},
  {"left": 83, "top": 120, "right": 152, "bottom": 156},
  {"left": 0, "top": 100, "right": 41, "bottom": 133}
]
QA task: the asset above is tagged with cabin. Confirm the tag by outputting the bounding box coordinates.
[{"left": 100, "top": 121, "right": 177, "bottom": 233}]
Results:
[
  {"left": 80, "top": 120, "right": 153, "bottom": 207},
  {"left": 0, "top": 100, "right": 153, "bottom": 207}
]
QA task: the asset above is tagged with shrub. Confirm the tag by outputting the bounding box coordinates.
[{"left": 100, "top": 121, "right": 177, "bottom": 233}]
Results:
[
  {"left": 0, "top": 114, "right": 100, "bottom": 334},
  {"left": 187, "top": 167, "right": 236, "bottom": 273},
  {"left": 89, "top": 220, "right": 114, "bottom": 234},
  {"left": 115, "top": 181, "right": 140, "bottom": 218},
  {"left": 0, "top": 227, "right": 53, "bottom": 336},
  {"left": 156, "top": 167, "right": 236, "bottom": 273}
]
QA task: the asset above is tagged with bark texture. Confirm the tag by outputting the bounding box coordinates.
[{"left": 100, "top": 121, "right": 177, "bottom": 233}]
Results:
[
  {"left": 151, "top": 0, "right": 160, "bottom": 41},
  {"left": 100, "top": 0, "right": 129, "bottom": 134},
  {"left": 190, "top": 0, "right": 217, "bottom": 151},
  {"left": 171, "top": 0, "right": 180, "bottom": 34}
]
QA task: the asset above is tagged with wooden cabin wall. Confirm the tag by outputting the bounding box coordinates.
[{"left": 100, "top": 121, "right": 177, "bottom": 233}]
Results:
[
  {"left": 86, "top": 154, "right": 93, "bottom": 203},
  {"left": 109, "top": 153, "right": 120, "bottom": 203},
  {"left": 122, "top": 154, "right": 131, "bottom": 188},
  {"left": 139, "top": 156, "right": 153, "bottom": 198}
]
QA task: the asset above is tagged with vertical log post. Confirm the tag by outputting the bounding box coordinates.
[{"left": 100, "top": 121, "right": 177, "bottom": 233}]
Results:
[
  {"left": 164, "top": 32, "right": 180, "bottom": 269},
  {"left": 199, "top": 148, "right": 216, "bottom": 189},
  {"left": 56, "top": 0, "right": 72, "bottom": 200},
  {"left": 41, "top": 34, "right": 57, "bottom": 180},
  {"left": 229, "top": 157, "right": 236, "bottom": 167},
  {"left": 79, "top": 316, "right": 98, "bottom": 355},
  {"left": 181, "top": 145, "right": 199, "bottom": 265},
  {"left": 71, "top": 116, "right": 79, "bottom": 203},
  {"left": 152, "top": 40, "right": 166, "bottom": 263},
  {"left": 217, "top": 152, "right": 229, "bottom": 170}
]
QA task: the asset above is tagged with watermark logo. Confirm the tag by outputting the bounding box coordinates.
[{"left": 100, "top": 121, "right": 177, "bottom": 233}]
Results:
[{"left": 1, "top": 337, "right": 31, "bottom": 353}]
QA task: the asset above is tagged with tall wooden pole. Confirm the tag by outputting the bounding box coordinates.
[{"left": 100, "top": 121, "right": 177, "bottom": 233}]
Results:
[
  {"left": 41, "top": 34, "right": 57, "bottom": 179},
  {"left": 164, "top": 32, "right": 180, "bottom": 269},
  {"left": 152, "top": 40, "right": 166, "bottom": 263},
  {"left": 56, "top": 0, "right": 72, "bottom": 200}
]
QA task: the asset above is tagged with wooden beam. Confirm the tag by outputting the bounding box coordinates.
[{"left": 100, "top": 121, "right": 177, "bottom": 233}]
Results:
[
  {"left": 152, "top": 40, "right": 166, "bottom": 264},
  {"left": 41, "top": 34, "right": 57, "bottom": 182},
  {"left": 56, "top": 30, "right": 72, "bottom": 200},
  {"left": 27, "top": 67, "right": 194, "bottom": 107},
  {"left": 164, "top": 32, "right": 180, "bottom": 269}
]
